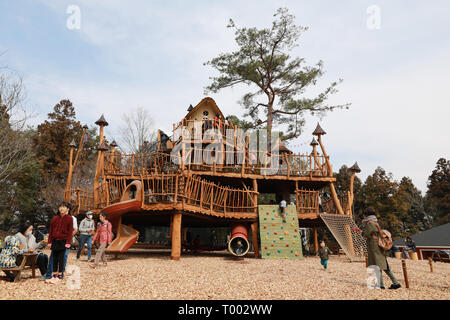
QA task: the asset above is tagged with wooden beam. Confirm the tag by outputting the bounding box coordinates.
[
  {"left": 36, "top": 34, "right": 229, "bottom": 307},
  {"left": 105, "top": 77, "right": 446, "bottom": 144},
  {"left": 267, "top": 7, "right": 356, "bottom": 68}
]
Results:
[
  {"left": 171, "top": 212, "right": 182, "bottom": 261},
  {"left": 313, "top": 227, "right": 319, "bottom": 253},
  {"left": 251, "top": 221, "right": 260, "bottom": 259}
]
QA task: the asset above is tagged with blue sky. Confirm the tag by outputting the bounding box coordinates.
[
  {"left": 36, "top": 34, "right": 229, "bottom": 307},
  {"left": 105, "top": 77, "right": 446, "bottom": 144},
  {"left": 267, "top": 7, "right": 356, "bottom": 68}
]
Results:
[{"left": 1, "top": 0, "right": 449, "bottom": 192}]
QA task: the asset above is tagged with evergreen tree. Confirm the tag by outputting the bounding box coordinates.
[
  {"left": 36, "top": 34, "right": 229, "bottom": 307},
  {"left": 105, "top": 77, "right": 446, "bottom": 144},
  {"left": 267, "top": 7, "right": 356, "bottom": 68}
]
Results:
[
  {"left": 204, "top": 7, "right": 349, "bottom": 141},
  {"left": 426, "top": 158, "right": 450, "bottom": 225}
]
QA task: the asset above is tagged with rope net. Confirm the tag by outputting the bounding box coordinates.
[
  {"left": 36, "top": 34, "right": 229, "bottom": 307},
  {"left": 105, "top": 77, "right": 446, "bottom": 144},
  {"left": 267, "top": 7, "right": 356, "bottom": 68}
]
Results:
[{"left": 320, "top": 213, "right": 367, "bottom": 262}]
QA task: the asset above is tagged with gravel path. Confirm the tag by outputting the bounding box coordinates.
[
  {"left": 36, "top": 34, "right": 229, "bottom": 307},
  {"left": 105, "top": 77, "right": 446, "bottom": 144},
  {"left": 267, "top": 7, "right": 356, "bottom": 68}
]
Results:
[{"left": 1, "top": 249, "right": 449, "bottom": 300}]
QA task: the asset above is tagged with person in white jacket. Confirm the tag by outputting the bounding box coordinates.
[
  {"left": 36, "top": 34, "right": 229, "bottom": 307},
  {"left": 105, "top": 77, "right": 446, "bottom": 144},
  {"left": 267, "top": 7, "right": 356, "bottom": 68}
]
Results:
[{"left": 76, "top": 211, "right": 95, "bottom": 261}]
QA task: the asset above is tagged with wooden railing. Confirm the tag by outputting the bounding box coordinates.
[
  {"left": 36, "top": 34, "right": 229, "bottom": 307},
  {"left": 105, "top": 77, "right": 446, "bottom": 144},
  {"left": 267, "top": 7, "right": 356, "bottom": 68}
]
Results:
[
  {"left": 66, "top": 188, "right": 94, "bottom": 214},
  {"left": 103, "top": 149, "right": 329, "bottom": 177},
  {"left": 295, "top": 189, "right": 320, "bottom": 214},
  {"left": 183, "top": 175, "right": 257, "bottom": 214},
  {"left": 322, "top": 193, "right": 349, "bottom": 214},
  {"left": 140, "top": 174, "right": 258, "bottom": 215},
  {"left": 104, "top": 151, "right": 175, "bottom": 176}
]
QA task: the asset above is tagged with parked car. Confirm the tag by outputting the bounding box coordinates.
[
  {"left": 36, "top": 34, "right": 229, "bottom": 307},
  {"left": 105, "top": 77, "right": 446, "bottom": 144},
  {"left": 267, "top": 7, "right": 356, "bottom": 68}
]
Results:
[{"left": 431, "top": 250, "right": 450, "bottom": 263}]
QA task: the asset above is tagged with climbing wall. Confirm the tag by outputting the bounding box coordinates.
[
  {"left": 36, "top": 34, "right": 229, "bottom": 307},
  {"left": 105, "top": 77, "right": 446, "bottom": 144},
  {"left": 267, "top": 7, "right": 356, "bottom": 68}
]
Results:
[{"left": 258, "top": 205, "right": 303, "bottom": 259}]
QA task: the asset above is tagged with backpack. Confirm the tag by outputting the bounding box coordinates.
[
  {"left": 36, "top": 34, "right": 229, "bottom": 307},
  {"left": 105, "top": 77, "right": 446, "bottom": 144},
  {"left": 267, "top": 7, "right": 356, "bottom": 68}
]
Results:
[{"left": 369, "top": 221, "right": 393, "bottom": 251}]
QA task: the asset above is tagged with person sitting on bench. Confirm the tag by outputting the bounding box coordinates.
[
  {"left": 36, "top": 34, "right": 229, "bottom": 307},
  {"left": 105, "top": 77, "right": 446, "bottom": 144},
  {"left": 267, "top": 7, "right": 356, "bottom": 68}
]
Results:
[
  {"left": 0, "top": 235, "right": 24, "bottom": 269},
  {"left": 15, "top": 221, "right": 48, "bottom": 276}
]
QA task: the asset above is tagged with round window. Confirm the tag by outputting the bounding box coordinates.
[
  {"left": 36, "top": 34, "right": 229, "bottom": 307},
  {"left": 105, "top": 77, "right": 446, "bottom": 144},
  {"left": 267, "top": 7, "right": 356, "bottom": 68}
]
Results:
[{"left": 203, "top": 110, "right": 209, "bottom": 116}]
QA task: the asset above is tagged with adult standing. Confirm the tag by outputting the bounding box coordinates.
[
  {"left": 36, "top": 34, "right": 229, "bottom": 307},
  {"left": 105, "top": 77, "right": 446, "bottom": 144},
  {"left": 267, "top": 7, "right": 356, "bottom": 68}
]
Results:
[
  {"left": 362, "top": 207, "right": 401, "bottom": 290},
  {"left": 15, "top": 221, "right": 48, "bottom": 276},
  {"left": 76, "top": 211, "right": 95, "bottom": 261},
  {"left": 46, "top": 202, "right": 73, "bottom": 284}
]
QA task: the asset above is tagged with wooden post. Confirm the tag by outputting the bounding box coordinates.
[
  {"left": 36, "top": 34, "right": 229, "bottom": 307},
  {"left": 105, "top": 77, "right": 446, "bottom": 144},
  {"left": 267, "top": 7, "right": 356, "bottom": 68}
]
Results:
[
  {"left": 174, "top": 175, "right": 179, "bottom": 203},
  {"left": 210, "top": 185, "right": 214, "bottom": 213},
  {"left": 313, "top": 227, "right": 318, "bottom": 253},
  {"left": 64, "top": 146, "right": 75, "bottom": 201},
  {"left": 365, "top": 255, "right": 368, "bottom": 267},
  {"left": 428, "top": 257, "right": 434, "bottom": 273},
  {"left": 171, "top": 212, "right": 182, "bottom": 261},
  {"left": 252, "top": 179, "right": 258, "bottom": 213},
  {"left": 251, "top": 221, "right": 260, "bottom": 258},
  {"left": 402, "top": 259, "right": 410, "bottom": 288}
]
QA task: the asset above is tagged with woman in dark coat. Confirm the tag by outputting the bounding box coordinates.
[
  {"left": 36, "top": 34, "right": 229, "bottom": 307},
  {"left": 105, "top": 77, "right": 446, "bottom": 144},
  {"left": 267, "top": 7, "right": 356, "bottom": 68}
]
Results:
[{"left": 362, "top": 207, "right": 401, "bottom": 290}]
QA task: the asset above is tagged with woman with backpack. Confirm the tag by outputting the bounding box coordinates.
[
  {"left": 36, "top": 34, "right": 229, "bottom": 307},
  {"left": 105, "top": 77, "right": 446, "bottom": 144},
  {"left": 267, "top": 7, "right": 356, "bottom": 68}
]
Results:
[{"left": 362, "top": 207, "right": 401, "bottom": 290}]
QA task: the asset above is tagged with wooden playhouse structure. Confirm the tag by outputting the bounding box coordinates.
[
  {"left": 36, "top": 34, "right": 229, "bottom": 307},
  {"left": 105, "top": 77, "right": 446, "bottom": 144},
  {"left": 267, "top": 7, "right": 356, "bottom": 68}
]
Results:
[{"left": 65, "top": 97, "right": 364, "bottom": 261}]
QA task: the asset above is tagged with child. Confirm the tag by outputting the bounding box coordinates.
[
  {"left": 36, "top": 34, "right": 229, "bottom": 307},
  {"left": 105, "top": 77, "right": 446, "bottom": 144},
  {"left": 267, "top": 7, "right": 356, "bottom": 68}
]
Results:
[
  {"left": 90, "top": 212, "right": 112, "bottom": 269},
  {"left": 46, "top": 202, "right": 73, "bottom": 283},
  {"left": 318, "top": 240, "right": 330, "bottom": 271}
]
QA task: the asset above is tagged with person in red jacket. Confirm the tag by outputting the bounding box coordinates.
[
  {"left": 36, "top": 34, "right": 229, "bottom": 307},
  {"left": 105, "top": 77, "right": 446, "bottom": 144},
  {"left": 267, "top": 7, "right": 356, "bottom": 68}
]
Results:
[
  {"left": 90, "top": 212, "right": 112, "bottom": 269},
  {"left": 46, "top": 202, "right": 73, "bottom": 283}
]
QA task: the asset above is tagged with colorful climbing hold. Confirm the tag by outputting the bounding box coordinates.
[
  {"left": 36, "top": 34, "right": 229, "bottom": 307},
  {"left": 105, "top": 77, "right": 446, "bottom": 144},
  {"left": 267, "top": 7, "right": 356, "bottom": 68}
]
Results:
[
  {"left": 271, "top": 244, "right": 274, "bottom": 247},
  {"left": 291, "top": 223, "right": 295, "bottom": 227},
  {"left": 294, "top": 229, "right": 298, "bottom": 232},
  {"left": 274, "top": 231, "right": 277, "bottom": 235},
  {"left": 279, "top": 237, "right": 284, "bottom": 240},
  {"left": 284, "top": 231, "right": 289, "bottom": 235},
  {"left": 295, "top": 252, "right": 299, "bottom": 256},
  {"left": 286, "top": 244, "right": 289, "bottom": 247},
  {"left": 292, "top": 240, "right": 296, "bottom": 244},
  {"left": 264, "top": 246, "right": 268, "bottom": 250},
  {"left": 277, "top": 250, "right": 281, "bottom": 253}
]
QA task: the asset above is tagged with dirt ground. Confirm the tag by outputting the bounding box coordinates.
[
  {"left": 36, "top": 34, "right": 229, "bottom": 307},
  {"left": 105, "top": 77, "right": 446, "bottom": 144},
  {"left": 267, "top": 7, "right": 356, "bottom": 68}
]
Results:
[{"left": 1, "top": 248, "right": 449, "bottom": 300}]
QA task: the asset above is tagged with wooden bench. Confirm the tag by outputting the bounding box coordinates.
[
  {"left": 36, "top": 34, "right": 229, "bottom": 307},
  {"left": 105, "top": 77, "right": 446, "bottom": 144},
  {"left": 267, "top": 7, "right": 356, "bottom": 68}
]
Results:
[{"left": 1, "top": 253, "right": 38, "bottom": 282}]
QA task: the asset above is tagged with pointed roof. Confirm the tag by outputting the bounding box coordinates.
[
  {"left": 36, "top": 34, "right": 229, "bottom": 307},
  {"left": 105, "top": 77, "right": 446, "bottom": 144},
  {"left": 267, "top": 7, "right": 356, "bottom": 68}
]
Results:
[
  {"left": 184, "top": 97, "right": 225, "bottom": 121},
  {"left": 310, "top": 138, "right": 318, "bottom": 146},
  {"left": 349, "top": 162, "right": 361, "bottom": 173},
  {"left": 69, "top": 139, "right": 77, "bottom": 148},
  {"left": 110, "top": 140, "right": 118, "bottom": 147},
  {"left": 97, "top": 140, "right": 109, "bottom": 151},
  {"left": 312, "top": 123, "right": 326, "bottom": 136},
  {"left": 82, "top": 124, "right": 89, "bottom": 130},
  {"left": 95, "top": 114, "right": 109, "bottom": 127},
  {"left": 187, "top": 104, "right": 193, "bottom": 112},
  {"left": 272, "top": 138, "right": 292, "bottom": 154}
]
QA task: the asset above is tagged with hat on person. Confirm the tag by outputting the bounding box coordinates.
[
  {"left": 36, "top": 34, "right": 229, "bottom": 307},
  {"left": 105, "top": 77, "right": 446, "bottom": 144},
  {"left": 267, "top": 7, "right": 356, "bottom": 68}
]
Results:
[{"left": 86, "top": 211, "right": 93, "bottom": 216}]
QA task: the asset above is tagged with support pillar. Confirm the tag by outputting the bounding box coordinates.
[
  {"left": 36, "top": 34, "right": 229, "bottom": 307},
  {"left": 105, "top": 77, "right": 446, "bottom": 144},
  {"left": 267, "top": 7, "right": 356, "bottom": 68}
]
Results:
[
  {"left": 251, "top": 221, "right": 260, "bottom": 258},
  {"left": 313, "top": 227, "right": 319, "bottom": 253},
  {"left": 171, "top": 212, "right": 182, "bottom": 261}
]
